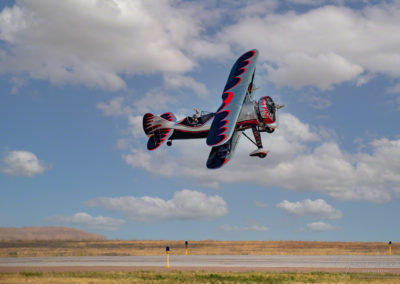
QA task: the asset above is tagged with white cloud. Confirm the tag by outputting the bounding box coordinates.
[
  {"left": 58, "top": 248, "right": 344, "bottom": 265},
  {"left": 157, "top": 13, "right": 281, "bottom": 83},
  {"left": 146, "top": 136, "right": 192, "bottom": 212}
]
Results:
[
  {"left": 0, "top": 0, "right": 213, "bottom": 90},
  {"left": 133, "top": 89, "right": 178, "bottom": 113},
  {"left": 220, "top": 222, "right": 269, "bottom": 232},
  {"left": 123, "top": 110, "right": 400, "bottom": 203},
  {"left": 2, "top": 1, "right": 400, "bottom": 93},
  {"left": 278, "top": 113, "right": 320, "bottom": 142},
  {"left": 306, "top": 221, "right": 336, "bottom": 232},
  {"left": 86, "top": 189, "right": 228, "bottom": 222},
  {"left": 277, "top": 199, "right": 343, "bottom": 219},
  {"left": 218, "top": 3, "right": 400, "bottom": 90},
  {"left": 96, "top": 96, "right": 133, "bottom": 117},
  {"left": 254, "top": 201, "right": 269, "bottom": 208},
  {"left": 46, "top": 212, "right": 126, "bottom": 231},
  {"left": 267, "top": 52, "right": 363, "bottom": 90},
  {"left": 80, "top": 2, "right": 400, "bottom": 203},
  {"left": 163, "top": 73, "right": 208, "bottom": 97},
  {"left": 287, "top": 0, "right": 324, "bottom": 5},
  {"left": 1, "top": 150, "right": 49, "bottom": 177},
  {"left": 97, "top": 93, "right": 178, "bottom": 140}
]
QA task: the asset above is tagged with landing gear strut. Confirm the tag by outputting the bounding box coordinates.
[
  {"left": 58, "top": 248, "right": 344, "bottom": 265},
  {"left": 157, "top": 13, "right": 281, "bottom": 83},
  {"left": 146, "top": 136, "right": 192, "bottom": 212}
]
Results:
[{"left": 243, "top": 127, "right": 269, "bottom": 158}]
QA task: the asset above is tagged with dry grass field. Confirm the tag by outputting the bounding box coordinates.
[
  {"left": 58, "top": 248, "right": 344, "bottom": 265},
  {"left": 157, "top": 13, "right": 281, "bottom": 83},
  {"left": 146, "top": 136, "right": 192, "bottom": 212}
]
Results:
[
  {"left": 1, "top": 271, "right": 400, "bottom": 284},
  {"left": 0, "top": 240, "right": 396, "bottom": 257}
]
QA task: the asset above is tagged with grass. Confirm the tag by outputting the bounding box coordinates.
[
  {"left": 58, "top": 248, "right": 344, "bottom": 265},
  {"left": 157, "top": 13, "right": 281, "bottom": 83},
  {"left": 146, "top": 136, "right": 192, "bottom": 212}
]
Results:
[
  {"left": 0, "top": 240, "right": 396, "bottom": 257},
  {"left": 1, "top": 271, "right": 400, "bottom": 283}
]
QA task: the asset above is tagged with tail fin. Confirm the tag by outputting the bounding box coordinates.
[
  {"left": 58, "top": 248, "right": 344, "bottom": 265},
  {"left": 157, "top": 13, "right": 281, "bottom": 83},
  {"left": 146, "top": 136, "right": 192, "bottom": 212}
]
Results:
[{"left": 143, "top": 112, "right": 176, "bottom": 150}]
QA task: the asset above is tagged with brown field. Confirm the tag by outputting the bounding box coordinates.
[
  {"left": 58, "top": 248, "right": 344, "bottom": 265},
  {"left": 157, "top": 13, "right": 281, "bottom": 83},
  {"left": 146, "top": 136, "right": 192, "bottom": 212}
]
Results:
[
  {"left": 0, "top": 240, "right": 396, "bottom": 257},
  {"left": 2, "top": 270, "right": 400, "bottom": 284}
]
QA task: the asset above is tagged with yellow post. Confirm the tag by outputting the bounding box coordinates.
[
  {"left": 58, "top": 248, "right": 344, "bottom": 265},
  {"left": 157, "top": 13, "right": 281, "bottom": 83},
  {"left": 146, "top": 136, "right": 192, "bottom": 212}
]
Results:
[
  {"left": 166, "top": 246, "right": 170, "bottom": 268},
  {"left": 389, "top": 241, "right": 392, "bottom": 256},
  {"left": 185, "top": 241, "right": 188, "bottom": 256}
]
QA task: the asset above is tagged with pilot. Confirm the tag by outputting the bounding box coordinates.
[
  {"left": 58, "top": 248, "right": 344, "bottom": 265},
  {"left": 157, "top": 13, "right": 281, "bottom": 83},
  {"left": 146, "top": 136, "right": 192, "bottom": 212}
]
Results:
[{"left": 193, "top": 107, "right": 200, "bottom": 124}]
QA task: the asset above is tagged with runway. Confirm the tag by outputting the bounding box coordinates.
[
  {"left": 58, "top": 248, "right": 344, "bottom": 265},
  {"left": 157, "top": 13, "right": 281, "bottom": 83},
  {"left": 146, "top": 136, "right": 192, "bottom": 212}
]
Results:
[{"left": 1, "top": 255, "right": 400, "bottom": 273}]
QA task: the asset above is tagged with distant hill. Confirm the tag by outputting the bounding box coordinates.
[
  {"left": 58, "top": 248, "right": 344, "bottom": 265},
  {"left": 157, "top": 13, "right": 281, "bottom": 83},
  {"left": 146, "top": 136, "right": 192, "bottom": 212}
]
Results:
[{"left": 0, "top": 227, "right": 105, "bottom": 241}]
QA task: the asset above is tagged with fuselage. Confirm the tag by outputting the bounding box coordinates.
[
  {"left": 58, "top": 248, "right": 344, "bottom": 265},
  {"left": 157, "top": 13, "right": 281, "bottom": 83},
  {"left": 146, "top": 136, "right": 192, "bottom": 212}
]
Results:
[{"left": 168, "top": 94, "right": 278, "bottom": 141}]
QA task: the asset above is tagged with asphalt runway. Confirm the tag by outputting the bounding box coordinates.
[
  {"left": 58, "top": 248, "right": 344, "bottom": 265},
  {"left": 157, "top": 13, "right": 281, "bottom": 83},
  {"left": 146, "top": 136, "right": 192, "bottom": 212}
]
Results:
[{"left": 1, "top": 255, "right": 400, "bottom": 273}]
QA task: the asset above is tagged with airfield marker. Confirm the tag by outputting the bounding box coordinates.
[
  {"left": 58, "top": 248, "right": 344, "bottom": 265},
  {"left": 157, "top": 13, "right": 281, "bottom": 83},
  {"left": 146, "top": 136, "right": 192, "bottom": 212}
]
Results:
[
  {"left": 166, "top": 246, "right": 170, "bottom": 268},
  {"left": 185, "top": 241, "right": 188, "bottom": 255},
  {"left": 389, "top": 241, "right": 392, "bottom": 256}
]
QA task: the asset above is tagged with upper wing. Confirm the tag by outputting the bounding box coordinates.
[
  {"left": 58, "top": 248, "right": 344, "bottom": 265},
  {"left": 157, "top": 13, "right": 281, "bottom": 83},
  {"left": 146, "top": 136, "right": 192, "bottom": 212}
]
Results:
[{"left": 206, "top": 49, "right": 259, "bottom": 147}]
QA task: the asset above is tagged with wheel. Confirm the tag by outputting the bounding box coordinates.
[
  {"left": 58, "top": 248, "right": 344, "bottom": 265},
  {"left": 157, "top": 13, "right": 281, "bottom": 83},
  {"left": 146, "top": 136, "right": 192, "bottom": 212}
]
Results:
[
  {"left": 166, "top": 141, "right": 172, "bottom": 146},
  {"left": 259, "top": 153, "right": 266, "bottom": 158},
  {"left": 265, "top": 127, "right": 275, "bottom": 133}
]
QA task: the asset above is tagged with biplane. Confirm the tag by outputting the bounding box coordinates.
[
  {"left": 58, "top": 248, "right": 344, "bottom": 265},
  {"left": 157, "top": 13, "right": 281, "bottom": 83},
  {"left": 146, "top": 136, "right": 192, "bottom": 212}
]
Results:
[{"left": 143, "top": 49, "right": 284, "bottom": 169}]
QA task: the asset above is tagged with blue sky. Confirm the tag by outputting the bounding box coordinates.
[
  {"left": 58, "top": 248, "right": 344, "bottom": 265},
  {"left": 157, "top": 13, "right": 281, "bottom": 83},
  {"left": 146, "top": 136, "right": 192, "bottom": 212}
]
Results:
[{"left": 1, "top": 0, "right": 400, "bottom": 241}]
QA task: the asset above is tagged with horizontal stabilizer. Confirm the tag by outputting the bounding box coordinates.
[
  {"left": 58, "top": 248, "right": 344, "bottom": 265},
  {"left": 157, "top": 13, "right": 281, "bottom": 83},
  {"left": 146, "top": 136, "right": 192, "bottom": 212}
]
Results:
[
  {"left": 143, "top": 112, "right": 175, "bottom": 150},
  {"left": 147, "top": 129, "right": 171, "bottom": 151}
]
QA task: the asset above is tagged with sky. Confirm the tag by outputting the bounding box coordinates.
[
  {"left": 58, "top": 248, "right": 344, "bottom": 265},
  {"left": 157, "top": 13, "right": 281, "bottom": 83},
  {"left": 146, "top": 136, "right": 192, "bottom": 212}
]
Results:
[{"left": 1, "top": 0, "right": 400, "bottom": 241}]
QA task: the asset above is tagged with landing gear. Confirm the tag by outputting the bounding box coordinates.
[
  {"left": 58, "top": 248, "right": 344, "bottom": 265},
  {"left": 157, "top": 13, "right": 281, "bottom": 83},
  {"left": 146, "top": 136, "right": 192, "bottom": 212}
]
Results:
[
  {"left": 166, "top": 140, "right": 172, "bottom": 146},
  {"left": 243, "top": 127, "right": 269, "bottom": 158}
]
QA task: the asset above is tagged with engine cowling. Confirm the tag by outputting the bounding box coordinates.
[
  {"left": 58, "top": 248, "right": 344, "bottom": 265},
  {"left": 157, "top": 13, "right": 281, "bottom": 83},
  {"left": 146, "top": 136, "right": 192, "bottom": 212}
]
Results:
[{"left": 256, "top": 96, "right": 276, "bottom": 126}]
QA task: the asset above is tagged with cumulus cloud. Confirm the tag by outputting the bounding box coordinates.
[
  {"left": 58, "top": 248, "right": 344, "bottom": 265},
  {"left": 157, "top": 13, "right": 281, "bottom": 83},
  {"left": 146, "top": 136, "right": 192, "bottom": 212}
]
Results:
[
  {"left": 46, "top": 212, "right": 126, "bottom": 231},
  {"left": 220, "top": 222, "right": 269, "bottom": 232},
  {"left": 267, "top": 52, "right": 363, "bottom": 90},
  {"left": 122, "top": 109, "right": 400, "bottom": 203},
  {"left": 133, "top": 90, "right": 178, "bottom": 113},
  {"left": 84, "top": 2, "right": 400, "bottom": 203},
  {"left": 305, "top": 221, "right": 336, "bottom": 232},
  {"left": 97, "top": 93, "right": 178, "bottom": 140},
  {"left": 0, "top": 0, "right": 216, "bottom": 90},
  {"left": 163, "top": 73, "right": 208, "bottom": 97},
  {"left": 3, "top": 1, "right": 400, "bottom": 93},
  {"left": 86, "top": 189, "right": 228, "bottom": 222},
  {"left": 96, "top": 97, "right": 133, "bottom": 117},
  {"left": 277, "top": 199, "right": 343, "bottom": 219},
  {"left": 1, "top": 150, "right": 49, "bottom": 177},
  {"left": 218, "top": 3, "right": 400, "bottom": 90},
  {"left": 287, "top": 0, "right": 324, "bottom": 5}
]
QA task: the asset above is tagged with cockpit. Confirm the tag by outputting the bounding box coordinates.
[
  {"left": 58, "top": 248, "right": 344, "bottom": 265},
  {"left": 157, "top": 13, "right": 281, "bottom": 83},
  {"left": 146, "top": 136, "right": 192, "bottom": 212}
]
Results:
[{"left": 179, "top": 111, "right": 215, "bottom": 127}]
